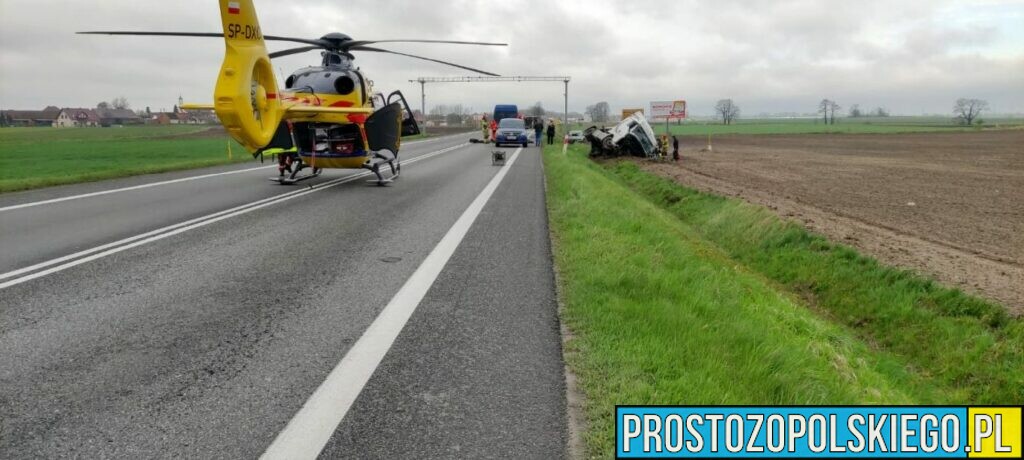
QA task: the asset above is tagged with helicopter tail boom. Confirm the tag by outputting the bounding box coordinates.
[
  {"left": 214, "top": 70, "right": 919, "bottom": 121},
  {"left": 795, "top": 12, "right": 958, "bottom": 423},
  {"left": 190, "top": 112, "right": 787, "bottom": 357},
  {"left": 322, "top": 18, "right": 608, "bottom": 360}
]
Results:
[{"left": 213, "top": 0, "right": 283, "bottom": 151}]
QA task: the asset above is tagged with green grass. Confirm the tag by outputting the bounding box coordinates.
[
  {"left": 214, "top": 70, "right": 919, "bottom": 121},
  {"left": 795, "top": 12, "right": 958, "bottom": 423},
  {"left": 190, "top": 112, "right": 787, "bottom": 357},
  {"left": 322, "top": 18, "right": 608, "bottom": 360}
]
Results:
[
  {"left": 0, "top": 126, "right": 254, "bottom": 193},
  {"left": 543, "top": 143, "right": 1024, "bottom": 457},
  {"left": 0, "top": 125, "right": 453, "bottom": 193}
]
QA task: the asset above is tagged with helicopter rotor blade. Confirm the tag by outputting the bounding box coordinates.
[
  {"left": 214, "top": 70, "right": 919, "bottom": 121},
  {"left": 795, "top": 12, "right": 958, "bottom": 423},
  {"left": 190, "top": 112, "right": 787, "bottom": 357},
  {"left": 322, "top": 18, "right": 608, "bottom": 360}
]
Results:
[
  {"left": 342, "top": 39, "right": 507, "bottom": 50},
  {"left": 351, "top": 46, "right": 500, "bottom": 76},
  {"left": 77, "top": 31, "right": 327, "bottom": 47},
  {"left": 268, "top": 45, "right": 324, "bottom": 59}
]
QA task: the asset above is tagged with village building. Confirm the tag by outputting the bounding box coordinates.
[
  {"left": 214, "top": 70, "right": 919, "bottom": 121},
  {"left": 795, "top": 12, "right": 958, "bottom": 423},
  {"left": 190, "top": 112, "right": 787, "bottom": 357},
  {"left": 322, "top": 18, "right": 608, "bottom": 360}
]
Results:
[
  {"left": 1, "top": 107, "right": 61, "bottom": 127},
  {"left": 55, "top": 108, "right": 102, "bottom": 127},
  {"left": 96, "top": 108, "right": 143, "bottom": 126}
]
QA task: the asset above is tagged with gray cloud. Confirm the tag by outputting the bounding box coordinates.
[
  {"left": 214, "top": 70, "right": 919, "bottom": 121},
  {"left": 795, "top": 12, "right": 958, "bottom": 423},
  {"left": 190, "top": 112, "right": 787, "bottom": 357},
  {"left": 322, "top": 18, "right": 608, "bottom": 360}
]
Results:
[{"left": 1, "top": 0, "right": 1021, "bottom": 116}]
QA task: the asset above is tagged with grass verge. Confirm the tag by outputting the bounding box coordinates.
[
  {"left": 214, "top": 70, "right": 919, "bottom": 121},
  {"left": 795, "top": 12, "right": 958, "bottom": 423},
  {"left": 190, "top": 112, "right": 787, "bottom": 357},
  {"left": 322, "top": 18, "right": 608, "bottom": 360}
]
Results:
[
  {"left": 543, "top": 143, "right": 1024, "bottom": 457},
  {"left": 0, "top": 126, "right": 250, "bottom": 193},
  {"left": 0, "top": 126, "right": 468, "bottom": 193}
]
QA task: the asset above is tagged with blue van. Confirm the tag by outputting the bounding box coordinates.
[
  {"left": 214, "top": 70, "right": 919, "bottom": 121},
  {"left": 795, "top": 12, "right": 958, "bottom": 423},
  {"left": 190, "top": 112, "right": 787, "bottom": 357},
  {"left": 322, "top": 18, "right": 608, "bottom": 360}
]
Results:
[{"left": 492, "top": 105, "right": 519, "bottom": 123}]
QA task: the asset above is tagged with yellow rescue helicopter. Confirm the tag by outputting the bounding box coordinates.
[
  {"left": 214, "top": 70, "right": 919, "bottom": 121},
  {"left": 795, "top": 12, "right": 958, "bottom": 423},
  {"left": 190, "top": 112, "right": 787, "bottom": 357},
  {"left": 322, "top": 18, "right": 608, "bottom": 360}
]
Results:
[{"left": 79, "top": 0, "right": 505, "bottom": 184}]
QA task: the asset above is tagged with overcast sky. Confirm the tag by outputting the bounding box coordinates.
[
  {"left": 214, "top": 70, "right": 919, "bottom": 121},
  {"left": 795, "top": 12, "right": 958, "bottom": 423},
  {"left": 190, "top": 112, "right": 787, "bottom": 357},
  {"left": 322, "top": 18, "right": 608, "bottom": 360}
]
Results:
[{"left": 1, "top": 0, "right": 1022, "bottom": 116}]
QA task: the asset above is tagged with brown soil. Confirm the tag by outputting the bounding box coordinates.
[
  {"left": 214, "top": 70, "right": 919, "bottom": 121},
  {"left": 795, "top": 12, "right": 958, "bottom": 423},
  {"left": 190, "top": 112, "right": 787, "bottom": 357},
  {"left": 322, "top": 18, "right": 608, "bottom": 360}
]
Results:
[{"left": 641, "top": 130, "right": 1024, "bottom": 313}]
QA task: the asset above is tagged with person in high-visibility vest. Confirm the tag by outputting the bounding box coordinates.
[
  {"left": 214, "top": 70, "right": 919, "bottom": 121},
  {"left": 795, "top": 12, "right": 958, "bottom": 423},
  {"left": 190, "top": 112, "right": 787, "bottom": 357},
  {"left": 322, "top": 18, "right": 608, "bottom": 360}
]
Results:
[
  {"left": 489, "top": 118, "right": 498, "bottom": 143},
  {"left": 480, "top": 115, "right": 490, "bottom": 142}
]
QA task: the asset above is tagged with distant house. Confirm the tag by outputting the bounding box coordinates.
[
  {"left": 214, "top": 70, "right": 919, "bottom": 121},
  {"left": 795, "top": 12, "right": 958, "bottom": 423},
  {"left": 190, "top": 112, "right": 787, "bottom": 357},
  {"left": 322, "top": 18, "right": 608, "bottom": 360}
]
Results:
[
  {"left": 97, "top": 108, "right": 142, "bottom": 126},
  {"left": 182, "top": 109, "right": 219, "bottom": 124},
  {"left": 153, "top": 110, "right": 217, "bottom": 125},
  {"left": 153, "top": 111, "right": 199, "bottom": 124},
  {"left": 55, "top": 108, "right": 101, "bottom": 127},
  {"left": 152, "top": 112, "right": 176, "bottom": 125},
  {"left": 1, "top": 108, "right": 60, "bottom": 127}
]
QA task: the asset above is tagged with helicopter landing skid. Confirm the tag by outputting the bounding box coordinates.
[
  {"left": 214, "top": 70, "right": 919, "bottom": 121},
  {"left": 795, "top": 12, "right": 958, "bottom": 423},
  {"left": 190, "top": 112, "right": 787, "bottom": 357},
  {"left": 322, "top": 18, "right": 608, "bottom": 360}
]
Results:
[
  {"left": 363, "top": 150, "right": 400, "bottom": 186},
  {"left": 270, "top": 172, "right": 320, "bottom": 185},
  {"left": 270, "top": 166, "right": 322, "bottom": 185}
]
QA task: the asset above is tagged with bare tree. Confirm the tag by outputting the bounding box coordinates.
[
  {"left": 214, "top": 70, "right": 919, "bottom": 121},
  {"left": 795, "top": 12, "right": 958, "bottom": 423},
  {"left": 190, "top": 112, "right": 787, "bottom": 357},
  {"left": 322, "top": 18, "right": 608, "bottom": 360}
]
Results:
[
  {"left": 111, "top": 96, "right": 130, "bottom": 110},
  {"left": 445, "top": 112, "right": 463, "bottom": 126},
  {"left": 848, "top": 104, "right": 862, "bottom": 118},
  {"left": 872, "top": 107, "right": 889, "bottom": 117},
  {"left": 818, "top": 99, "right": 831, "bottom": 124},
  {"left": 828, "top": 100, "right": 841, "bottom": 124},
  {"left": 585, "top": 101, "right": 610, "bottom": 122},
  {"left": 528, "top": 102, "right": 545, "bottom": 117},
  {"left": 97, "top": 101, "right": 110, "bottom": 110},
  {"left": 714, "top": 99, "right": 740, "bottom": 125},
  {"left": 952, "top": 98, "right": 988, "bottom": 125}
]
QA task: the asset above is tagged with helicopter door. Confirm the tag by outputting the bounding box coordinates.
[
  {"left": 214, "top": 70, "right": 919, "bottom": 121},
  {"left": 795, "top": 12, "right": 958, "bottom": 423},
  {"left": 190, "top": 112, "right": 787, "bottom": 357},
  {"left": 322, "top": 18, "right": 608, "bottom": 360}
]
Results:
[
  {"left": 364, "top": 102, "right": 403, "bottom": 154},
  {"left": 387, "top": 90, "right": 421, "bottom": 136}
]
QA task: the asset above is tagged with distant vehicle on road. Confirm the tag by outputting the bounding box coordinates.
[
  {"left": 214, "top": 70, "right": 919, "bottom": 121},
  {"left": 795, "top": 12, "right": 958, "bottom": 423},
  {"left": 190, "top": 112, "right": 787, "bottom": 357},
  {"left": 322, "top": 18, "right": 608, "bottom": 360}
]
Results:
[
  {"left": 567, "top": 130, "right": 585, "bottom": 143},
  {"left": 493, "top": 104, "right": 519, "bottom": 124},
  {"left": 494, "top": 118, "right": 528, "bottom": 147}
]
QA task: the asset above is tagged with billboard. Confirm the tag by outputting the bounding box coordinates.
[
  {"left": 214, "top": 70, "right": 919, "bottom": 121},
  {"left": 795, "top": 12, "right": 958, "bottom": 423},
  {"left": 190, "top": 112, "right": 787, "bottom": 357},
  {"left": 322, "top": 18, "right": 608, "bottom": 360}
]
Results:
[{"left": 649, "top": 100, "right": 687, "bottom": 119}]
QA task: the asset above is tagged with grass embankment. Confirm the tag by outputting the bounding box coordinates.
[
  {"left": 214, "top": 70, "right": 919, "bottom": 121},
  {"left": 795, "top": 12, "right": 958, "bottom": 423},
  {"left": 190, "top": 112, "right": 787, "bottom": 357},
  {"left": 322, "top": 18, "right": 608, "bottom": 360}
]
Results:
[
  {"left": 543, "top": 143, "right": 1024, "bottom": 457},
  {"left": 0, "top": 126, "right": 250, "bottom": 193}
]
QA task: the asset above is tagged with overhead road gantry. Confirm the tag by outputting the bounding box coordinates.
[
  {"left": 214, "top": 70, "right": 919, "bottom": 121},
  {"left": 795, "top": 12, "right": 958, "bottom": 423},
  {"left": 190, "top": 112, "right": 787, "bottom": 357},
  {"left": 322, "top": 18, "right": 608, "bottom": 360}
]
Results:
[{"left": 409, "top": 76, "right": 572, "bottom": 131}]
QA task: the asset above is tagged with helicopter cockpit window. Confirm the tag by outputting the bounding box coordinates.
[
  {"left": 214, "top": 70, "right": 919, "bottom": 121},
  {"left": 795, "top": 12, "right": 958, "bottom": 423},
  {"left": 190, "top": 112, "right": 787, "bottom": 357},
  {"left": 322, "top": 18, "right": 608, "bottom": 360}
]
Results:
[{"left": 324, "top": 53, "right": 343, "bottom": 66}]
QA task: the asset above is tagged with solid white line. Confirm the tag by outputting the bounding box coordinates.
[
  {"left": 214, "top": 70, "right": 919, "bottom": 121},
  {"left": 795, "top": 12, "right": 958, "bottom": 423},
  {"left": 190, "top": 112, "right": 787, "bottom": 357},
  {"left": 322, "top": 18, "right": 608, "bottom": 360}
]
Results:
[
  {"left": 0, "top": 132, "right": 472, "bottom": 213},
  {"left": 260, "top": 147, "right": 522, "bottom": 460},
  {"left": 0, "top": 144, "right": 469, "bottom": 290}
]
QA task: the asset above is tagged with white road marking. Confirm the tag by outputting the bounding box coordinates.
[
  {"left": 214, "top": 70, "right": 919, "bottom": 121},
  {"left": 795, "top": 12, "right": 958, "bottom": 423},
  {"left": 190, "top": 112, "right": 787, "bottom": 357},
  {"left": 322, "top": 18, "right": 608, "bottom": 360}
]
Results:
[
  {"left": 0, "top": 132, "right": 471, "bottom": 213},
  {"left": 260, "top": 147, "right": 523, "bottom": 460},
  {"left": 0, "top": 144, "right": 468, "bottom": 290}
]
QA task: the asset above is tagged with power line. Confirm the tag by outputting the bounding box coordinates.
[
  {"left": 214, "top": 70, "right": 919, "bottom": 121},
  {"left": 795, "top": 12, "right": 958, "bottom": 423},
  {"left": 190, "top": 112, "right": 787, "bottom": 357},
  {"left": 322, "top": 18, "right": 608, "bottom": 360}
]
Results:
[
  {"left": 409, "top": 76, "right": 572, "bottom": 131},
  {"left": 411, "top": 76, "right": 570, "bottom": 83}
]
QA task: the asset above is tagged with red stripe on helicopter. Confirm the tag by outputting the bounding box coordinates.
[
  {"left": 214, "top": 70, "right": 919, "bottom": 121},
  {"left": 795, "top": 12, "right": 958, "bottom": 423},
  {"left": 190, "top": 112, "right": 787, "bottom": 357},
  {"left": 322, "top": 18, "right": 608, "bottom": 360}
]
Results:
[
  {"left": 266, "top": 93, "right": 277, "bottom": 99},
  {"left": 329, "top": 101, "right": 354, "bottom": 107},
  {"left": 227, "top": 2, "right": 240, "bottom": 14}
]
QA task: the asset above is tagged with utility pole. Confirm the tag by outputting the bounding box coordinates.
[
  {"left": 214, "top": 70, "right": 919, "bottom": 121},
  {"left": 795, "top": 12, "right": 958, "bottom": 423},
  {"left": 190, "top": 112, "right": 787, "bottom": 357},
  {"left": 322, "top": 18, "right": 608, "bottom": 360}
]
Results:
[
  {"left": 417, "top": 78, "right": 426, "bottom": 135},
  {"left": 563, "top": 79, "right": 569, "bottom": 132}
]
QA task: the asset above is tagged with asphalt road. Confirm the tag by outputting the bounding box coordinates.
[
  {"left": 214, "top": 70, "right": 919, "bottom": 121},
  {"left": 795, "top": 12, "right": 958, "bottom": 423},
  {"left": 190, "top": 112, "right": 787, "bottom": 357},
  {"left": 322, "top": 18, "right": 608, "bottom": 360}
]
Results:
[{"left": 0, "top": 134, "right": 567, "bottom": 458}]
